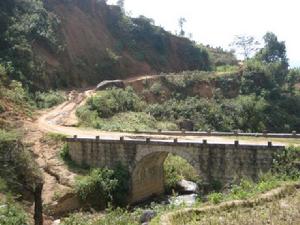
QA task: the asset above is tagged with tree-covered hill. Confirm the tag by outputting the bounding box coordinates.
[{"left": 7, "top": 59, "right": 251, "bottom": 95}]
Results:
[{"left": 0, "top": 0, "right": 235, "bottom": 90}]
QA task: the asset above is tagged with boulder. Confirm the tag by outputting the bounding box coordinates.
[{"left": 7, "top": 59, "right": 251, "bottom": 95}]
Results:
[
  {"left": 139, "top": 210, "right": 157, "bottom": 224},
  {"left": 177, "top": 179, "right": 199, "bottom": 194},
  {"left": 178, "top": 119, "right": 194, "bottom": 131},
  {"left": 52, "top": 219, "right": 61, "bottom": 225},
  {"left": 171, "top": 194, "right": 198, "bottom": 206},
  {"left": 96, "top": 80, "right": 125, "bottom": 90}
]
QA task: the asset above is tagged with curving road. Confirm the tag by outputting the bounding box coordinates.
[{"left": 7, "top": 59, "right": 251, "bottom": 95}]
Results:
[{"left": 36, "top": 80, "right": 297, "bottom": 146}]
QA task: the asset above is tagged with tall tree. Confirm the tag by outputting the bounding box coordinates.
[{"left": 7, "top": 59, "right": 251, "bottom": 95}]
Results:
[
  {"left": 116, "top": 0, "right": 125, "bottom": 10},
  {"left": 230, "top": 35, "right": 260, "bottom": 60},
  {"left": 255, "top": 32, "right": 289, "bottom": 86},
  {"left": 178, "top": 17, "right": 186, "bottom": 37},
  {"left": 256, "top": 32, "right": 288, "bottom": 65}
]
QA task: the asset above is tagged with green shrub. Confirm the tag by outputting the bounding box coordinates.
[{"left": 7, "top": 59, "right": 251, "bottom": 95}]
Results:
[
  {"left": 86, "top": 87, "right": 145, "bottom": 118},
  {"left": 0, "top": 103, "right": 4, "bottom": 113},
  {"left": 60, "top": 143, "right": 70, "bottom": 161},
  {"left": 35, "top": 91, "right": 66, "bottom": 109},
  {"left": 208, "top": 192, "right": 224, "bottom": 204},
  {"left": 0, "top": 129, "right": 19, "bottom": 142},
  {"left": 45, "top": 132, "right": 67, "bottom": 142},
  {"left": 273, "top": 145, "right": 300, "bottom": 179},
  {"left": 216, "top": 65, "right": 239, "bottom": 73},
  {"left": 0, "top": 197, "right": 29, "bottom": 225},
  {"left": 61, "top": 208, "right": 140, "bottom": 225},
  {"left": 75, "top": 165, "right": 129, "bottom": 208},
  {"left": 149, "top": 82, "right": 164, "bottom": 95}
]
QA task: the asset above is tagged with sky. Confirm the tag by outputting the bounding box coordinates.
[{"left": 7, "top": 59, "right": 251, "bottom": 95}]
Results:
[{"left": 107, "top": 0, "right": 300, "bottom": 67}]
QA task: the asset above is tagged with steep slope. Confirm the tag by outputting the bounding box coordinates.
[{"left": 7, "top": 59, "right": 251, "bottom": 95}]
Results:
[
  {"left": 40, "top": 0, "right": 212, "bottom": 87},
  {"left": 0, "top": 0, "right": 212, "bottom": 90}
]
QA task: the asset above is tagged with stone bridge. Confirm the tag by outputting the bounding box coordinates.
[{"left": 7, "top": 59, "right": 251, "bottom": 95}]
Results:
[{"left": 66, "top": 137, "right": 284, "bottom": 204}]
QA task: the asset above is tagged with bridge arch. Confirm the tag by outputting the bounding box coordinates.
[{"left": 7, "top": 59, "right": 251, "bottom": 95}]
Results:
[{"left": 130, "top": 148, "right": 206, "bottom": 203}]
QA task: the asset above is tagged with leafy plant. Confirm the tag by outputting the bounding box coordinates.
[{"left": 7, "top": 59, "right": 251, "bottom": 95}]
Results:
[
  {"left": 86, "top": 87, "right": 145, "bottom": 118},
  {"left": 35, "top": 91, "right": 66, "bottom": 109},
  {"left": 75, "top": 164, "right": 129, "bottom": 208},
  {"left": 0, "top": 197, "right": 29, "bottom": 225}
]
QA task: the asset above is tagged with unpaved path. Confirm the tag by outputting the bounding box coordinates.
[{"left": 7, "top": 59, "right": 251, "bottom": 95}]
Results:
[{"left": 36, "top": 84, "right": 293, "bottom": 146}]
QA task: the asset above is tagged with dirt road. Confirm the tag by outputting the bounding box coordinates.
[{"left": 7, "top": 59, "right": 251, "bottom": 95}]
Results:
[{"left": 36, "top": 83, "right": 297, "bottom": 146}]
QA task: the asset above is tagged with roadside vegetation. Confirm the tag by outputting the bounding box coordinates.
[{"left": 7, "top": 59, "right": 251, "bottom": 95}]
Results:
[
  {"left": 77, "top": 33, "right": 300, "bottom": 133},
  {"left": 174, "top": 191, "right": 300, "bottom": 225}
]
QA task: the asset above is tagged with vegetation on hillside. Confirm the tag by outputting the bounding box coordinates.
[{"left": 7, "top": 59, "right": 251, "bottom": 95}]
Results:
[
  {"left": 0, "top": 0, "right": 218, "bottom": 89},
  {"left": 78, "top": 32, "right": 300, "bottom": 133},
  {"left": 0, "top": 0, "right": 63, "bottom": 90},
  {"left": 106, "top": 11, "right": 211, "bottom": 73},
  {"left": 75, "top": 164, "right": 130, "bottom": 209},
  {"left": 76, "top": 87, "right": 177, "bottom": 131}
]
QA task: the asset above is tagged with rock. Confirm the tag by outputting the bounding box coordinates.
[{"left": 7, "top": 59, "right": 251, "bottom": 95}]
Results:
[
  {"left": 139, "top": 210, "right": 157, "bottom": 224},
  {"left": 96, "top": 80, "right": 125, "bottom": 90},
  {"left": 46, "top": 191, "right": 81, "bottom": 217},
  {"left": 52, "top": 219, "right": 60, "bottom": 225},
  {"left": 177, "top": 179, "right": 199, "bottom": 194},
  {"left": 171, "top": 194, "right": 197, "bottom": 206},
  {"left": 178, "top": 119, "right": 194, "bottom": 131}
]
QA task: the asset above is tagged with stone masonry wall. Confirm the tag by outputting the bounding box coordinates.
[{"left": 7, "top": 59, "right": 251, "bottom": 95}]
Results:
[{"left": 66, "top": 138, "right": 284, "bottom": 203}]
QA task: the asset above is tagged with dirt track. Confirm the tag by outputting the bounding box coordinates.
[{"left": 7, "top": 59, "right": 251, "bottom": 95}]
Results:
[{"left": 36, "top": 81, "right": 296, "bottom": 146}]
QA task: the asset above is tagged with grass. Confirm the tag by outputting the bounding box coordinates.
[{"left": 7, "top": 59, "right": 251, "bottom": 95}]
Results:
[
  {"left": 81, "top": 111, "right": 177, "bottom": 132},
  {"left": 207, "top": 174, "right": 282, "bottom": 204},
  {"left": 44, "top": 132, "right": 67, "bottom": 143},
  {"left": 174, "top": 188, "right": 300, "bottom": 225},
  {"left": 222, "top": 135, "right": 300, "bottom": 146},
  {"left": 0, "top": 129, "right": 19, "bottom": 142}
]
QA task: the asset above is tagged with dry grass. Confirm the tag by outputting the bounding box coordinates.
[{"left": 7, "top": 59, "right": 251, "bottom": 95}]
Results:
[
  {"left": 172, "top": 188, "right": 300, "bottom": 225},
  {"left": 222, "top": 136, "right": 300, "bottom": 146}
]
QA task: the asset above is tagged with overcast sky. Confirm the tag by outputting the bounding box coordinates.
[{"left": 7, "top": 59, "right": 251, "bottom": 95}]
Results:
[{"left": 107, "top": 0, "right": 300, "bottom": 67}]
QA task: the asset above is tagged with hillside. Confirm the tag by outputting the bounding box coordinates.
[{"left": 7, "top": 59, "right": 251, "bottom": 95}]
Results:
[{"left": 0, "top": 0, "right": 231, "bottom": 90}]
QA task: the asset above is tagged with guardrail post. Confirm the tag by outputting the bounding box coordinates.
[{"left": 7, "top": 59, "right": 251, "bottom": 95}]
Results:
[
  {"left": 268, "top": 141, "right": 272, "bottom": 147},
  {"left": 234, "top": 140, "right": 239, "bottom": 147},
  {"left": 173, "top": 138, "right": 178, "bottom": 143},
  {"left": 263, "top": 130, "right": 268, "bottom": 137},
  {"left": 158, "top": 129, "right": 162, "bottom": 133},
  {"left": 120, "top": 136, "right": 124, "bottom": 142},
  {"left": 96, "top": 136, "right": 100, "bottom": 141},
  {"left": 233, "top": 130, "right": 238, "bottom": 136},
  {"left": 73, "top": 135, "right": 77, "bottom": 139},
  {"left": 207, "top": 130, "right": 211, "bottom": 136},
  {"left": 146, "top": 137, "right": 151, "bottom": 143},
  {"left": 292, "top": 131, "right": 297, "bottom": 136},
  {"left": 181, "top": 129, "right": 186, "bottom": 134},
  {"left": 203, "top": 139, "right": 207, "bottom": 144}
]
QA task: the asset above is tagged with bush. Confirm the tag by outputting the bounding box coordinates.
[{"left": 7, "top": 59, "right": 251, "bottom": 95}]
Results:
[
  {"left": 0, "top": 129, "right": 19, "bottom": 142},
  {"left": 208, "top": 192, "right": 224, "bottom": 204},
  {"left": 272, "top": 145, "right": 300, "bottom": 179},
  {"left": 35, "top": 91, "right": 66, "bottom": 109},
  {"left": 86, "top": 87, "right": 145, "bottom": 118},
  {"left": 60, "top": 143, "right": 70, "bottom": 161},
  {"left": 0, "top": 197, "right": 29, "bottom": 225},
  {"left": 61, "top": 207, "right": 139, "bottom": 225},
  {"left": 75, "top": 165, "right": 129, "bottom": 208}
]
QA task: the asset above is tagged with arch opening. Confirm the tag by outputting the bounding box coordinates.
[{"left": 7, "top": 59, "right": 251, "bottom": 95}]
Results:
[{"left": 130, "top": 151, "right": 201, "bottom": 204}]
